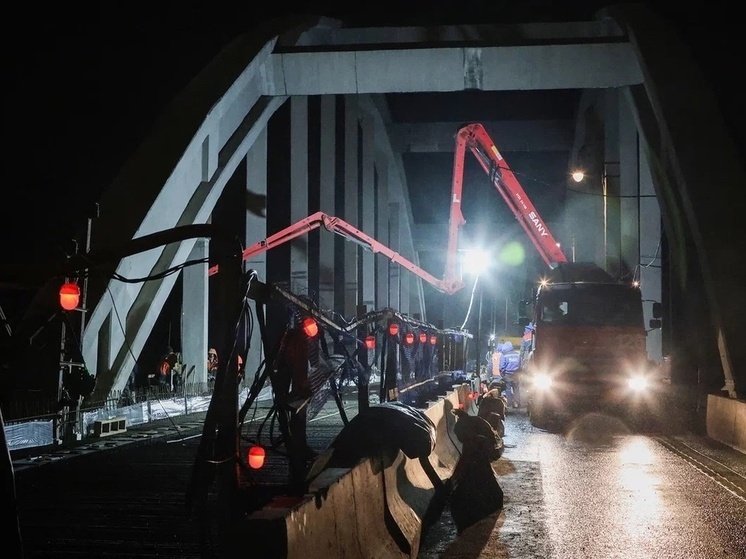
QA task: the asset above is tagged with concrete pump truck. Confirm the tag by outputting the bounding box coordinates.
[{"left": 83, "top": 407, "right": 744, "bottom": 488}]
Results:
[
  {"left": 223, "top": 122, "right": 662, "bottom": 430},
  {"left": 446, "top": 123, "right": 662, "bottom": 429}
]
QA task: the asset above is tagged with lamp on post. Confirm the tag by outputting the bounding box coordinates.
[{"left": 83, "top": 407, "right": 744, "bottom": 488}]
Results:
[{"left": 570, "top": 170, "right": 585, "bottom": 263}]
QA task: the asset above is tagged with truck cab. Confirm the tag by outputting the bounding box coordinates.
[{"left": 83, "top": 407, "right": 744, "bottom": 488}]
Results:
[{"left": 522, "top": 265, "right": 660, "bottom": 429}]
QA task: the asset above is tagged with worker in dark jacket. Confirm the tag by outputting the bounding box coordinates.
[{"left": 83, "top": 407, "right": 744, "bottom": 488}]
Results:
[
  {"left": 477, "top": 380, "right": 507, "bottom": 436},
  {"left": 499, "top": 341, "right": 522, "bottom": 408},
  {"left": 520, "top": 322, "right": 534, "bottom": 365}
]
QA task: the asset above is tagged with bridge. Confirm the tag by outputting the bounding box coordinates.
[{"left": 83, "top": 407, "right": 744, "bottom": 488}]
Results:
[{"left": 2, "top": 4, "right": 746, "bottom": 558}]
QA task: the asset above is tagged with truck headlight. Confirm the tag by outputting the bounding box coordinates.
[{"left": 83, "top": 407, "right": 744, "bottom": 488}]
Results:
[
  {"left": 532, "top": 373, "right": 553, "bottom": 390},
  {"left": 627, "top": 376, "right": 648, "bottom": 391}
]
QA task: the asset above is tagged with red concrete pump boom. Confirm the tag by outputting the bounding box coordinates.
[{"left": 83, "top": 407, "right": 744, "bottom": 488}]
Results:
[
  {"left": 208, "top": 211, "right": 462, "bottom": 294},
  {"left": 208, "top": 123, "right": 565, "bottom": 296},
  {"left": 446, "top": 123, "right": 567, "bottom": 271}
]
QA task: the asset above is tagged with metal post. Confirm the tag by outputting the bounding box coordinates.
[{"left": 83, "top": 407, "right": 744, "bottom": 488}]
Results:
[
  {"left": 184, "top": 365, "right": 190, "bottom": 415},
  {"left": 80, "top": 216, "right": 93, "bottom": 335},
  {"left": 571, "top": 233, "right": 576, "bottom": 262},
  {"left": 476, "top": 287, "right": 483, "bottom": 380},
  {"left": 602, "top": 166, "right": 608, "bottom": 270},
  {"left": 356, "top": 304, "right": 370, "bottom": 412},
  {"left": 213, "top": 249, "right": 243, "bottom": 558}
]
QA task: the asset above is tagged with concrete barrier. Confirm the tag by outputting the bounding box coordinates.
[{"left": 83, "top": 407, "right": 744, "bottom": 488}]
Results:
[
  {"left": 706, "top": 394, "right": 746, "bottom": 454},
  {"left": 244, "top": 387, "right": 465, "bottom": 558}
]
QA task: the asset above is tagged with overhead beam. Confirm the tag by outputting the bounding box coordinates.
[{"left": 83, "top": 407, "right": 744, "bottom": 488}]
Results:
[
  {"left": 268, "top": 43, "right": 642, "bottom": 96},
  {"left": 280, "top": 20, "right": 628, "bottom": 49},
  {"left": 392, "top": 120, "right": 573, "bottom": 153}
]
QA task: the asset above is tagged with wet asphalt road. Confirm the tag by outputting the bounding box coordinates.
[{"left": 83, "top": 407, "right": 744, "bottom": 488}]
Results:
[{"left": 419, "top": 408, "right": 746, "bottom": 559}]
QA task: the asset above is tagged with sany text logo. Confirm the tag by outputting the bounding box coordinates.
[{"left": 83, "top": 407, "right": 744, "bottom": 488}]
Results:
[{"left": 528, "top": 211, "right": 549, "bottom": 237}]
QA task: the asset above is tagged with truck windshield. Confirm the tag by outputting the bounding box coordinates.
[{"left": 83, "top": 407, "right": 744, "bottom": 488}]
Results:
[{"left": 537, "top": 284, "right": 643, "bottom": 327}]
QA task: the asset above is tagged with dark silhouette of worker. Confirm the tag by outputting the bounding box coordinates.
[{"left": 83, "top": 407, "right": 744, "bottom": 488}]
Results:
[
  {"left": 543, "top": 300, "right": 566, "bottom": 323},
  {"left": 207, "top": 348, "right": 218, "bottom": 386},
  {"left": 157, "top": 347, "right": 178, "bottom": 389},
  {"left": 449, "top": 409, "right": 504, "bottom": 533},
  {"left": 519, "top": 321, "right": 535, "bottom": 369},
  {"left": 477, "top": 380, "right": 507, "bottom": 436}
]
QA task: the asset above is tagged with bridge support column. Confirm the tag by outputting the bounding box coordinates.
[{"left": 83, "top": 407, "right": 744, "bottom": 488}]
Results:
[
  {"left": 388, "top": 202, "right": 401, "bottom": 311},
  {"left": 376, "top": 160, "right": 390, "bottom": 308},
  {"left": 290, "top": 96, "right": 309, "bottom": 294},
  {"left": 319, "top": 95, "right": 336, "bottom": 310},
  {"left": 245, "top": 127, "right": 268, "bottom": 382},
  {"left": 182, "top": 238, "right": 209, "bottom": 383},
  {"left": 618, "top": 92, "right": 662, "bottom": 363},
  {"left": 361, "top": 113, "right": 376, "bottom": 311},
  {"left": 343, "top": 96, "right": 360, "bottom": 318}
]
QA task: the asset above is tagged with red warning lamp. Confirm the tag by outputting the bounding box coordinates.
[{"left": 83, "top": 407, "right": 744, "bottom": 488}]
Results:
[
  {"left": 404, "top": 332, "right": 415, "bottom": 345},
  {"left": 388, "top": 322, "right": 399, "bottom": 336},
  {"left": 429, "top": 334, "right": 437, "bottom": 345},
  {"left": 301, "top": 317, "right": 319, "bottom": 338},
  {"left": 364, "top": 335, "right": 376, "bottom": 349},
  {"left": 419, "top": 332, "right": 427, "bottom": 343},
  {"left": 247, "top": 445, "right": 266, "bottom": 469},
  {"left": 59, "top": 282, "right": 80, "bottom": 311}
]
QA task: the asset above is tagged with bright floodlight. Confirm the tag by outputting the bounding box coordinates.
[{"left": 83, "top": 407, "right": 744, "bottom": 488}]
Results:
[
  {"left": 532, "top": 373, "right": 553, "bottom": 390},
  {"left": 571, "top": 170, "right": 585, "bottom": 183},
  {"left": 463, "top": 249, "right": 489, "bottom": 275},
  {"left": 628, "top": 376, "right": 648, "bottom": 391}
]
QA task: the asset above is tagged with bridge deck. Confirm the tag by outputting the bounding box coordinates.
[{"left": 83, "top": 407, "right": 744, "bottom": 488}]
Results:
[{"left": 12, "top": 401, "right": 349, "bottom": 559}]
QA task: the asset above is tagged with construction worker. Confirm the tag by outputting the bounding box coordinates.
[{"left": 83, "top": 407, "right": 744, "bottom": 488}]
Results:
[
  {"left": 477, "top": 380, "right": 507, "bottom": 436},
  {"left": 499, "top": 341, "right": 522, "bottom": 408},
  {"left": 520, "top": 322, "right": 534, "bottom": 363},
  {"left": 157, "top": 347, "right": 179, "bottom": 389},
  {"left": 207, "top": 348, "right": 218, "bottom": 386},
  {"left": 236, "top": 354, "right": 245, "bottom": 385},
  {"left": 489, "top": 341, "right": 505, "bottom": 382}
]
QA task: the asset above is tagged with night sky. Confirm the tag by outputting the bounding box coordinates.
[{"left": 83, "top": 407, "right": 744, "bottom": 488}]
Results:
[{"left": 2, "top": 1, "right": 743, "bottom": 329}]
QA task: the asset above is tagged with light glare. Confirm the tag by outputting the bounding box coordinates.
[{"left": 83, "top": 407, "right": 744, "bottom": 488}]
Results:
[
  {"left": 627, "top": 376, "right": 648, "bottom": 391},
  {"left": 533, "top": 373, "right": 553, "bottom": 390}
]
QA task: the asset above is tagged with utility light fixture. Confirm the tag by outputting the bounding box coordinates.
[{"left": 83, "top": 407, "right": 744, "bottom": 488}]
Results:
[
  {"left": 59, "top": 282, "right": 80, "bottom": 311},
  {"left": 301, "top": 317, "right": 319, "bottom": 338},
  {"left": 247, "top": 445, "right": 266, "bottom": 469},
  {"left": 462, "top": 248, "right": 489, "bottom": 275}
]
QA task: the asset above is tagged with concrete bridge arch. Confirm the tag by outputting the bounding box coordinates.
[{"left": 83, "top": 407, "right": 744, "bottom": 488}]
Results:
[{"left": 76, "top": 6, "right": 745, "bottom": 403}]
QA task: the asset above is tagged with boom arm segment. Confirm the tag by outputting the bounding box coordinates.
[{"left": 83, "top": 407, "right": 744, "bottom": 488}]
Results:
[
  {"left": 209, "top": 211, "right": 462, "bottom": 295},
  {"left": 448, "top": 123, "right": 568, "bottom": 269},
  {"left": 207, "top": 122, "right": 562, "bottom": 295}
]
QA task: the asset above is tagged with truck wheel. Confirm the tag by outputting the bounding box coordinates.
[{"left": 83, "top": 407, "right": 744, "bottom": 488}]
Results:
[{"left": 529, "top": 402, "right": 550, "bottom": 429}]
